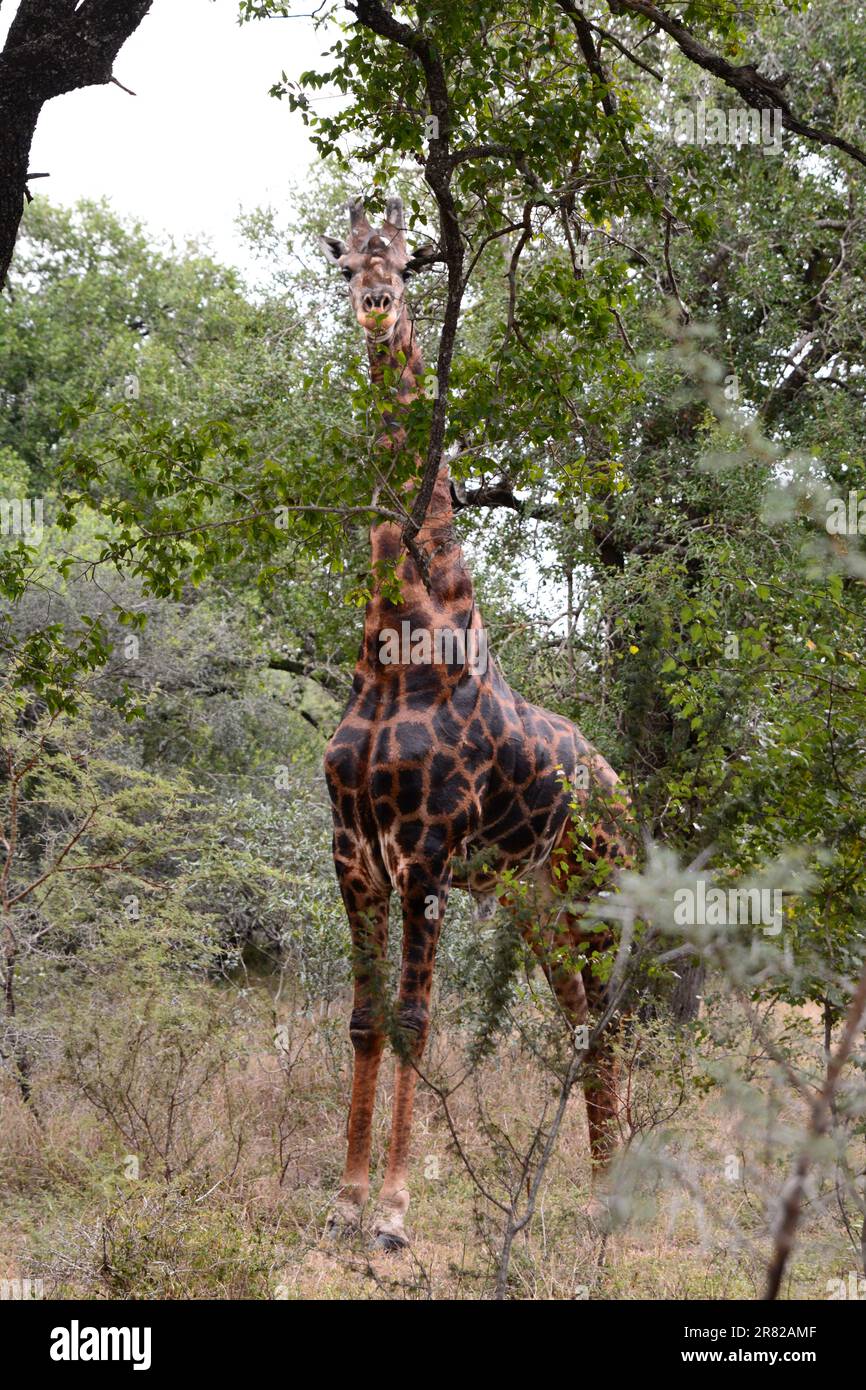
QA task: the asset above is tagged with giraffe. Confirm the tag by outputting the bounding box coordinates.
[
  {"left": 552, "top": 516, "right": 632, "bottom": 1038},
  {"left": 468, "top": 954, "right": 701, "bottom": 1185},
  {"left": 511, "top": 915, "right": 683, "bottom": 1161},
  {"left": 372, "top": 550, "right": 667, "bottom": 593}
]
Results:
[{"left": 319, "top": 197, "right": 633, "bottom": 1250}]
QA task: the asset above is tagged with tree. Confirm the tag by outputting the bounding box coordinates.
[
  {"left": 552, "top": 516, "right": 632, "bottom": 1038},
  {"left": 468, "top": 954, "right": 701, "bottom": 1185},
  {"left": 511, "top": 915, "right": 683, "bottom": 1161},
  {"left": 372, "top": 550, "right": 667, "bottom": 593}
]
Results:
[{"left": 0, "top": 0, "right": 154, "bottom": 287}]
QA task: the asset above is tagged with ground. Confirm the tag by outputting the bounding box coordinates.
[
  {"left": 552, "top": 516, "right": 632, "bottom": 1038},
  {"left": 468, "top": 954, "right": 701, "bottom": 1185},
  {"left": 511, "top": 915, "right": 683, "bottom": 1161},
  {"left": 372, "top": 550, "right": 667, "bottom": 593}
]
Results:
[{"left": 0, "top": 972, "right": 858, "bottom": 1301}]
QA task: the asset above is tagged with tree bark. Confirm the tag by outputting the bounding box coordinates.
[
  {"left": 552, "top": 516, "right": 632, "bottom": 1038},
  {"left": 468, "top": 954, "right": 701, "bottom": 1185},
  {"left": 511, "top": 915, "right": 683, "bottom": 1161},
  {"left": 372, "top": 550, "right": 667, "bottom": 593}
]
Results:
[
  {"left": 670, "top": 956, "right": 705, "bottom": 1026},
  {"left": 0, "top": 0, "right": 155, "bottom": 288}
]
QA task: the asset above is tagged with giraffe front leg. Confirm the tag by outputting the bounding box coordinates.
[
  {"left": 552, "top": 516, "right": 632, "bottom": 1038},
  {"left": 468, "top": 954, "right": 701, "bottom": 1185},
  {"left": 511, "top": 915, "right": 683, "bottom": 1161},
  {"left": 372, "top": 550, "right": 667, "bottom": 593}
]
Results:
[
  {"left": 326, "top": 882, "right": 389, "bottom": 1241},
  {"left": 372, "top": 862, "right": 449, "bottom": 1252}
]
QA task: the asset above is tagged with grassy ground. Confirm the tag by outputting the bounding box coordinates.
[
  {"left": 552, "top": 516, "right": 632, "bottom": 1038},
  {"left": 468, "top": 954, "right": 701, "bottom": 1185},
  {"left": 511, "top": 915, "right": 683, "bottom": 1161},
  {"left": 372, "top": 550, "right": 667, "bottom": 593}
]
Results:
[{"left": 0, "top": 978, "right": 859, "bottom": 1301}]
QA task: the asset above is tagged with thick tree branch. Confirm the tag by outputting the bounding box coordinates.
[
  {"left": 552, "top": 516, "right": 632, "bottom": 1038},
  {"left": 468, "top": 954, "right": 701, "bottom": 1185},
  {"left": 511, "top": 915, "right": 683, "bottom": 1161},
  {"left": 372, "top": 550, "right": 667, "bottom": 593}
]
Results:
[
  {"left": 610, "top": 0, "right": 866, "bottom": 169},
  {"left": 451, "top": 478, "right": 558, "bottom": 522},
  {"left": 0, "top": 0, "right": 154, "bottom": 286},
  {"left": 267, "top": 654, "right": 346, "bottom": 696},
  {"left": 558, "top": 0, "right": 617, "bottom": 120}
]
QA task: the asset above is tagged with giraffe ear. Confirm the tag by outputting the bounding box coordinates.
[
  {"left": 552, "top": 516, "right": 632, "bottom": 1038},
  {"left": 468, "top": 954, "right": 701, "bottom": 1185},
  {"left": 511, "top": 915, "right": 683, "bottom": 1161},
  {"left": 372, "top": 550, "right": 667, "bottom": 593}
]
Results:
[
  {"left": 402, "top": 243, "right": 439, "bottom": 278},
  {"left": 320, "top": 234, "right": 350, "bottom": 266}
]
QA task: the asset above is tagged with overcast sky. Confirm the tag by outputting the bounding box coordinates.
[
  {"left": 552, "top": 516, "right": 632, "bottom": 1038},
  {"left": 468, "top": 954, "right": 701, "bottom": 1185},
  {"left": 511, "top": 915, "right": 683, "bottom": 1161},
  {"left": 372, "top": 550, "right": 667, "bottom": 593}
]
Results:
[{"left": 2, "top": 0, "right": 339, "bottom": 267}]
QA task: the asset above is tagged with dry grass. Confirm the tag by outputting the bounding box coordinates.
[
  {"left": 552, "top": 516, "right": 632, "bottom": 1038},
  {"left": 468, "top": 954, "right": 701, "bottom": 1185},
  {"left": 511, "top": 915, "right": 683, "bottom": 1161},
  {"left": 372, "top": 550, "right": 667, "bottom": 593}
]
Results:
[{"left": 0, "top": 978, "right": 860, "bottom": 1301}]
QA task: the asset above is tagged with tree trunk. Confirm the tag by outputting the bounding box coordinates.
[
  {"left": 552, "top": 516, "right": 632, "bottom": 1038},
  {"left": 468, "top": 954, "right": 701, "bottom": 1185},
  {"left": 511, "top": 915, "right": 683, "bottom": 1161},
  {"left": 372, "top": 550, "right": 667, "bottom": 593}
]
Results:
[
  {"left": 1, "top": 915, "right": 34, "bottom": 1107},
  {"left": 670, "top": 956, "right": 705, "bottom": 1025},
  {"left": 0, "top": 93, "right": 40, "bottom": 290}
]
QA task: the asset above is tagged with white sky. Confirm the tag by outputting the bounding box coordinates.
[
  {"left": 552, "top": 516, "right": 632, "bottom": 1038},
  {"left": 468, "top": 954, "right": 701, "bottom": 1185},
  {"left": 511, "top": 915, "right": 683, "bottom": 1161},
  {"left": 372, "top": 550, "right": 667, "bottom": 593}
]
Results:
[{"left": 2, "top": 0, "right": 338, "bottom": 267}]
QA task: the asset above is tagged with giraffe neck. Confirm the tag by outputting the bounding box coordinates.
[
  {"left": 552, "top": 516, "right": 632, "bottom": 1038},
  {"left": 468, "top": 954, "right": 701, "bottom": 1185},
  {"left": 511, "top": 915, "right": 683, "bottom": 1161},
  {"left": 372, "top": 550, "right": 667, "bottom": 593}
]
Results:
[
  {"left": 365, "top": 303, "right": 452, "bottom": 564},
  {"left": 365, "top": 303, "right": 425, "bottom": 410}
]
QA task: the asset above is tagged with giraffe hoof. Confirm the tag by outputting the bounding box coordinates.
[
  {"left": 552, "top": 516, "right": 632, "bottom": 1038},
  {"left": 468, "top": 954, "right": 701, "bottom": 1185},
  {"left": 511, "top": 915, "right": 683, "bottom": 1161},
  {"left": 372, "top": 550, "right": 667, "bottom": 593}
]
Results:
[
  {"left": 324, "top": 1203, "right": 362, "bottom": 1241},
  {"left": 585, "top": 1190, "right": 618, "bottom": 1235},
  {"left": 372, "top": 1227, "right": 409, "bottom": 1253}
]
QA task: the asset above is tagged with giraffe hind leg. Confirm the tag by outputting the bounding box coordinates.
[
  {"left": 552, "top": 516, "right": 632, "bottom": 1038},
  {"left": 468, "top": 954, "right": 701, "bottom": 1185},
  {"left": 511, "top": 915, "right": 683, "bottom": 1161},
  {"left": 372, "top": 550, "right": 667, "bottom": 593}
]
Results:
[{"left": 528, "top": 854, "right": 623, "bottom": 1175}]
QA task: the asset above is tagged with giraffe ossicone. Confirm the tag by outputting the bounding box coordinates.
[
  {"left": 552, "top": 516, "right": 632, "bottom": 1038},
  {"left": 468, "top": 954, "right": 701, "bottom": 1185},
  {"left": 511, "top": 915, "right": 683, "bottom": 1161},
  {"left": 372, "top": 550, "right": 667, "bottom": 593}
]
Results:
[{"left": 320, "top": 196, "right": 633, "bottom": 1252}]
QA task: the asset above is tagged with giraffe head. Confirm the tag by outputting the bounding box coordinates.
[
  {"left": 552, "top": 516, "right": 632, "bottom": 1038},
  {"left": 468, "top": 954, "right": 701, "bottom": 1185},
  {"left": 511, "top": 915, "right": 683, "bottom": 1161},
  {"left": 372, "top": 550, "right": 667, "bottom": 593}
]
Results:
[{"left": 320, "top": 196, "right": 438, "bottom": 345}]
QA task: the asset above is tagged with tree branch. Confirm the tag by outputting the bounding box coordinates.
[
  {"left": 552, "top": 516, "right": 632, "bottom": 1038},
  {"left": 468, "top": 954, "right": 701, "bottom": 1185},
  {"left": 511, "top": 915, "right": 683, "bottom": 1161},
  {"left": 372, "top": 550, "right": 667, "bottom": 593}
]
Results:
[
  {"left": 0, "top": 0, "right": 153, "bottom": 286},
  {"left": 611, "top": 0, "right": 866, "bottom": 170},
  {"left": 763, "top": 956, "right": 866, "bottom": 1300}
]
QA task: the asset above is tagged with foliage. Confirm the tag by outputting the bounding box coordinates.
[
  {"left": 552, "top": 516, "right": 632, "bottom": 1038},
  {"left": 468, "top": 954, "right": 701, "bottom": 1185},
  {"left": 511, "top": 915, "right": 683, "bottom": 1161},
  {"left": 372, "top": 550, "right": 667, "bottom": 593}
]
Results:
[{"left": 2, "top": 0, "right": 866, "bottom": 1299}]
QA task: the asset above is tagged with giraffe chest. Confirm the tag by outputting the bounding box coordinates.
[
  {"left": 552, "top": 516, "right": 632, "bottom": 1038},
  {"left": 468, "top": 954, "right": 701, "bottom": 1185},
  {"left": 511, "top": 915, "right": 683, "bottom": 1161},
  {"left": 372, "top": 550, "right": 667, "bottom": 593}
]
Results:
[
  {"left": 323, "top": 670, "right": 591, "bottom": 889},
  {"left": 324, "top": 677, "right": 482, "bottom": 866}
]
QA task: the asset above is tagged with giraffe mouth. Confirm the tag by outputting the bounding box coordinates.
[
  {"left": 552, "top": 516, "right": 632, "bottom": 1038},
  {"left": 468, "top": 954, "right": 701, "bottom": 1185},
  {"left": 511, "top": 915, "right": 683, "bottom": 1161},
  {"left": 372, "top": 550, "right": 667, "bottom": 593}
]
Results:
[{"left": 361, "top": 307, "right": 403, "bottom": 344}]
